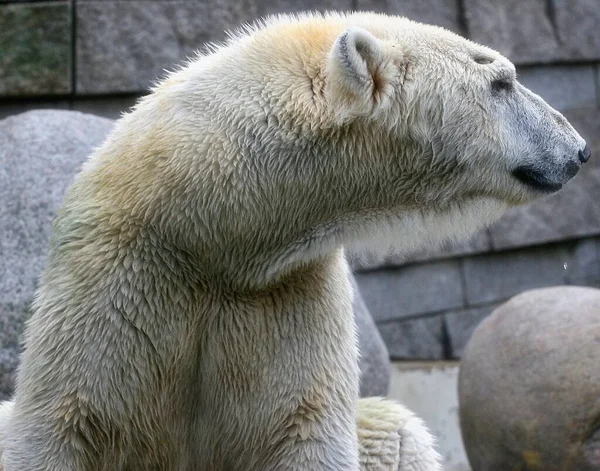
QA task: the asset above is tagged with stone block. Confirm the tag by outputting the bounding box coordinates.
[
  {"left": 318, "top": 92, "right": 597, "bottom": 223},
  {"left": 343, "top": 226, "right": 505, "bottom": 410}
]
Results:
[
  {"left": 0, "top": 3, "right": 71, "bottom": 96},
  {"left": 355, "top": 0, "right": 461, "bottom": 32},
  {"left": 597, "top": 65, "right": 600, "bottom": 106},
  {"left": 376, "top": 316, "right": 445, "bottom": 360},
  {"left": 464, "top": 0, "right": 559, "bottom": 64},
  {"left": 567, "top": 237, "right": 600, "bottom": 288},
  {"left": 76, "top": 0, "right": 351, "bottom": 94},
  {"left": 465, "top": 0, "right": 600, "bottom": 64},
  {"left": 462, "top": 245, "right": 569, "bottom": 305},
  {"left": 76, "top": 1, "right": 212, "bottom": 94},
  {"left": 71, "top": 95, "right": 141, "bottom": 119},
  {"left": 489, "top": 107, "right": 600, "bottom": 250},
  {"left": 444, "top": 304, "right": 497, "bottom": 358},
  {"left": 355, "top": 260, "right": 464, "bottom": 322},
  {"left": 552, "top": 0, "right": 600, "bottom": 63},
  {"left": 518, "top": 65, "right": 597, "bottom": 112}
]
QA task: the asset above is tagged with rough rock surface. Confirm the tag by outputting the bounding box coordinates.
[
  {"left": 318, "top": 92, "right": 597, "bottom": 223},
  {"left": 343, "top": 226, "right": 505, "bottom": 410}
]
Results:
[
  {"left": 355, "top": 260, "right": 463, "bottom": 322},
  {"left": 443, "top": 304, "right": 498, "bottom": 358},
  {"left": 461, "top": 245, "right": 569, "bottom": 305},
  {"left": 459, "top": 286, "right": 600, "bottom": 471},
  {"left": 351, "top": 277, "right": 391, "bottom": 397},
  {"left": 0, "top": 110, "right": 389, "bottom": 400},
  {"left": 465, "top": 0, "right": 600, "bottom": 64},
  {"left": 377, "top": 316, "right": 444, "bottom": 360},
  {"left": 517, "top": 65, "right": 598, "bottom": 112},
  {"left": 0, "top": 110, "right": 114, "bottom": 400}
]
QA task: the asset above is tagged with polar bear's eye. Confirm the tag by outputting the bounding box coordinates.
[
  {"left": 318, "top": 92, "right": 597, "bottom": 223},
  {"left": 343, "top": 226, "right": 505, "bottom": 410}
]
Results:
[{"left": 491, "top": 79, "right": 513, "bottom": 93}]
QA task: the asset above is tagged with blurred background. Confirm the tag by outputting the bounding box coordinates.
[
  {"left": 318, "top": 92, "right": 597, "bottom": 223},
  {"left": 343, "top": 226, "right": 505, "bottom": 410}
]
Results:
[{"left": 0, "top": 1, "right": 599, "bottom": 470}]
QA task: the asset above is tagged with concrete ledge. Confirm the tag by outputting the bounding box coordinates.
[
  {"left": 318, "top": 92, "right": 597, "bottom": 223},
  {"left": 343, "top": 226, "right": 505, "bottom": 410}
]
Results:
[{"left": 388, "top": 361, "right": 470, "bottom": 471}]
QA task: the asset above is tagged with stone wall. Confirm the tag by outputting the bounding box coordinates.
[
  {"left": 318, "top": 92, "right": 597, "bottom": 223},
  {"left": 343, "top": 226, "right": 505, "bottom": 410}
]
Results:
[
  {"left": 1, "top": 0, "right": 599, "bottom": 116},
  {"left": 1, "top": 0, "right": 599, "bottom": 362}
]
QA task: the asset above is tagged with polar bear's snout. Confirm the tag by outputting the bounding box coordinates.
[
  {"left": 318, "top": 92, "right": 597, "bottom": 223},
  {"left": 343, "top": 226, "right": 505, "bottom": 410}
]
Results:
[
  {"left": 511, "top": 160, "right": 579, "bottom": 194},
  {"left": 511, "top": 139, "right": 589, "bottom": 194},
  {"left": 505, "top": 82, "right": 589, "bottom": 195},
  {"left": 510, "top": 143, "right": 587, "bottom": 194}
]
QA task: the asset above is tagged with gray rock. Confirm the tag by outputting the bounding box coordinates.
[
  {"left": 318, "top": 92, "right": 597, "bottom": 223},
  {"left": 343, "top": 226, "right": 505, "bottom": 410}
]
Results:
[
  {"left": 0, "top": 110, "right": 114, "bottom": 400},
  {"left": 444, "top": 304, "right": 498, "bottom": 358},
  {"left": 355, "top": 259, "right": 464, "bottom": 322},
  {"left": 0, "top": 100, "right": 71, "bottom": 120},
  {"left": 462, "top": 245, "right": 569, "bottom": 305},
  {"left": 351, "top": 277, "right": 391, "bottom": 397},
  {"left": 376, "top": 316, "right": 444, "bottom": 360},
  {"left": 355, "top": 0, "right": 461, "bottom": 32},
  {"left": 517, "top": 64, "right": 598, "bottom": 112},
  {"left": 76, "top": 0, "right": 351, "bottom": 94},
  {"left": 0, "top": 3, "right": 71, "bottom": 97},
  {"left": 459, "top": 286, "right": 600, "bottom": 471},
  {"left": 488, "top": 107, "right": 600, "bottom": 250}
]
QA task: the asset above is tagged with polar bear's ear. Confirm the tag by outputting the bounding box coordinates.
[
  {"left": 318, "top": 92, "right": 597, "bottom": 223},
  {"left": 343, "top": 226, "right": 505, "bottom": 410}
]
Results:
[{"left": 326, "top": 27, "right": 395, "bottom": 121}]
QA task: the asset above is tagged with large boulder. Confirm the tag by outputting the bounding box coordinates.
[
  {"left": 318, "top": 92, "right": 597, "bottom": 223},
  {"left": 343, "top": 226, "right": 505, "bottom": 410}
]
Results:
[
  {"left": 0, "top": 110, "right": 390, "bottom": 400},
  {"left": 0, "top": 110, "right": 114, "bottom": 400},
  {"left": 459, "top": 286, "right": 600, "bottom": 471}
]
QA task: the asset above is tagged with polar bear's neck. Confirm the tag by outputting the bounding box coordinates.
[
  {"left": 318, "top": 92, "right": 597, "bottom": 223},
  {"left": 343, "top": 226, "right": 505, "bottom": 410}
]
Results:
[
  {"left": 80, "top": 103, "right": 509, "bottom": 291},
  {"left": 263, "top": 197, "right": 508, "bottom": 281},
  {"left": 77, "top": 51, "right": 509, "bottom": 290}
]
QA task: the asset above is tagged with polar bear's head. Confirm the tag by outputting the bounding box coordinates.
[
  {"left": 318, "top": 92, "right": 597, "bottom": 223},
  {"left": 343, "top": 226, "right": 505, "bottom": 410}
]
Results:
[
  {"left": 325, "top": 18, "right": 588, "bottom": 208},
  {"left": 124, "top": 13, "right": 591, "bottom": 277},
  {"left": 296, "top": 13, "right": 589, "bottom": 256}
]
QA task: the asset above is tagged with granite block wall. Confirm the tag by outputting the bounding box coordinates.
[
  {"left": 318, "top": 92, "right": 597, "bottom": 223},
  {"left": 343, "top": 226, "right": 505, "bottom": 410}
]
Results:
[
  {"left": 1, "top": 0, "right": 599, "bottom": 113},
  {"left": 1, "top": 0, "right": 599, "bottom": 361}
]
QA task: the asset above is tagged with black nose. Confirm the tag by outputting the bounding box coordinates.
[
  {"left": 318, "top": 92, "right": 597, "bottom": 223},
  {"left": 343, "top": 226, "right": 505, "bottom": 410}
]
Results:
[{"left": 578, "top": 144, "right": 591, "bottom": 163}]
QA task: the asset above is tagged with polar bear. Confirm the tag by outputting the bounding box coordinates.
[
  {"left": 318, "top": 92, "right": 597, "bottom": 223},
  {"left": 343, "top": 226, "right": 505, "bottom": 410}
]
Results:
[{"left": 0, "top": 11, "right": 589, "bottom": 471}]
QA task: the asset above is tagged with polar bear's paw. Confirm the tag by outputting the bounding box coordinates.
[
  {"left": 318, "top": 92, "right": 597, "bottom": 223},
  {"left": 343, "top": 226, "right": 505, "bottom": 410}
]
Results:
[
  {"left": 396, "top": 413, "right": 442, "bottom": 471},
  {"left": 356, "top": 397, "right": 441, "bottom": 471}
]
